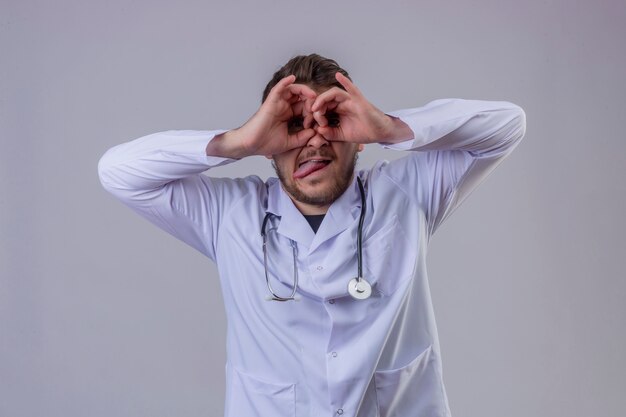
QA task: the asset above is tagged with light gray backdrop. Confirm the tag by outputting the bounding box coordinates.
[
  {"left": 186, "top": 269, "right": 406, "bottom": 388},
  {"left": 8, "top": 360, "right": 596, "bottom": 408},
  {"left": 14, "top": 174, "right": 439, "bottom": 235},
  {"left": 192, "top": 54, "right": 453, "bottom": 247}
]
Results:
[{"left": 1, "top": 0, "right": 625, "bottom": 416}]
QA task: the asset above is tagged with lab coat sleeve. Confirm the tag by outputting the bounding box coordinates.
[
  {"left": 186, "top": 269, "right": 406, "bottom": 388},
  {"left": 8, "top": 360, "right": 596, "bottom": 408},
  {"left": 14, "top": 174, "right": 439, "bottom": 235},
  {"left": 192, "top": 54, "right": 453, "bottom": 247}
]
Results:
[
  {"left": 379, "top": 98, "right": 527, "bottom": 237},
  {"left": 97, "top": 129, "right": 241, "bottom": 262}
]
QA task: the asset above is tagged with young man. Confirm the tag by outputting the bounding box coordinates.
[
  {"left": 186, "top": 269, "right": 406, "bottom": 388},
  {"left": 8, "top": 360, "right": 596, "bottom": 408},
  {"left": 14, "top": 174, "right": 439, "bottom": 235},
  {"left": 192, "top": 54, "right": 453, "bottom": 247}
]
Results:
[{"left": 98, "top": 53, "right": 526, "bottom": 417}]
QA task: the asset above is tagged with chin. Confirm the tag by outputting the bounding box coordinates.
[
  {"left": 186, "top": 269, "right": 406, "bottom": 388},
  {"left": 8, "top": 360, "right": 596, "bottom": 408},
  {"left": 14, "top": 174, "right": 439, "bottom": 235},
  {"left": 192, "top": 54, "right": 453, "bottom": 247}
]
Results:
[
  {"left": 291, "top": 180, "right": 345, "bottom": 206},
  {"left": 274, "top": 159, "right": 356, "bottom": 207}
]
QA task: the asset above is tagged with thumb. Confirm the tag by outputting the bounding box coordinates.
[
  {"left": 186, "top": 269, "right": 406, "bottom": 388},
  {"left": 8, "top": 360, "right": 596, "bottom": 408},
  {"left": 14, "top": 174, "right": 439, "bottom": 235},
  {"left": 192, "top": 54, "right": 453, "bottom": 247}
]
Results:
[
  {"left": 317, "top": 126, "right": 341, "bottom": 141},
  {"left": 290, "top": 128, "right": 316, "bottom": 148}
]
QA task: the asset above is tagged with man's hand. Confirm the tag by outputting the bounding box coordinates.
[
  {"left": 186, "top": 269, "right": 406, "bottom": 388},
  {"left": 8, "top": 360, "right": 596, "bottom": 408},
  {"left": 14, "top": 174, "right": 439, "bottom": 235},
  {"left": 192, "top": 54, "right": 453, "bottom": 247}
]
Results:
[
  {"left": 206, "top": 75, "right": 318, "bottom": 159},
  {"left": 311, "top": 72, "right": 413, "bottom": 144}
]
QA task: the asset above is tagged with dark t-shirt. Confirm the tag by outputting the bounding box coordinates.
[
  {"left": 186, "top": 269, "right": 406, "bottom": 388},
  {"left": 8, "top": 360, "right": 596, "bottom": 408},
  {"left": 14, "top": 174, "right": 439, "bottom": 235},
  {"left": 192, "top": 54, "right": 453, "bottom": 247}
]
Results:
[{"left": 303, "top": 214, "right": 325, "bottom": 233}]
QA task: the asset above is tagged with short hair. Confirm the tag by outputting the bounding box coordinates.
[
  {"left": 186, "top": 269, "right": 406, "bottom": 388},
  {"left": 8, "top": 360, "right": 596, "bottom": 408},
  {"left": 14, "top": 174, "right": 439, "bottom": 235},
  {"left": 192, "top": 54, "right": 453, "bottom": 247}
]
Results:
[{"left": 262, "top": 53, "right": 351, "bottom": 103}]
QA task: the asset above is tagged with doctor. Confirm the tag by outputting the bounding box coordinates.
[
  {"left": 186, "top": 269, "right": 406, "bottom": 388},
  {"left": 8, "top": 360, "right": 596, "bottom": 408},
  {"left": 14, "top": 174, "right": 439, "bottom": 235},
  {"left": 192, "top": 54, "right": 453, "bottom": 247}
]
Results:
[{"left": 98, "top": 53, "right": 526, "bottom": 417}]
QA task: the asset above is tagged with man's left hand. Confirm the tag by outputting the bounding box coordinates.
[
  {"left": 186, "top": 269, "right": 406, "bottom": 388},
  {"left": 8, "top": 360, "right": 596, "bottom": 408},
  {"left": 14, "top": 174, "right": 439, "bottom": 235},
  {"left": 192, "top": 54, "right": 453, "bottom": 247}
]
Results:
[{"left": 310, "top": 72, "right": 414, "bottom": 144}]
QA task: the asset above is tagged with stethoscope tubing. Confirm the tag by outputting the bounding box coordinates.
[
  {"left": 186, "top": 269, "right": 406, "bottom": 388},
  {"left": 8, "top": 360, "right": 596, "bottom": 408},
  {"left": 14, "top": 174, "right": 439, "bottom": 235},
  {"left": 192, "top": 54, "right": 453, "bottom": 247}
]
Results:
[
  {"left": 261, "top": 175, "right": 368, "bottom": 301},
  {"left": 356, "top": 176, "right": 366, "bottom": 283}
]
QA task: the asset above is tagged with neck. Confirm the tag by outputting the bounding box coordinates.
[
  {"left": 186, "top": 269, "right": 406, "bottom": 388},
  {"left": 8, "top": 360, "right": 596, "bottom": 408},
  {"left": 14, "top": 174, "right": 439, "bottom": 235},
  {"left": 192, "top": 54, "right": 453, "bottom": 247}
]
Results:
[{"left": 291, "top": 199, "right": 330, "bottom": 215}]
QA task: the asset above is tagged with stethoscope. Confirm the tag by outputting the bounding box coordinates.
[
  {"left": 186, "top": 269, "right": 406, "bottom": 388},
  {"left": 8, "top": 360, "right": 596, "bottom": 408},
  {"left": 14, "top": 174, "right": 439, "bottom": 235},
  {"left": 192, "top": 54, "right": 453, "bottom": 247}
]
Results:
[{"left": 261, "top": 176, "right": 372, "bottom": 302}]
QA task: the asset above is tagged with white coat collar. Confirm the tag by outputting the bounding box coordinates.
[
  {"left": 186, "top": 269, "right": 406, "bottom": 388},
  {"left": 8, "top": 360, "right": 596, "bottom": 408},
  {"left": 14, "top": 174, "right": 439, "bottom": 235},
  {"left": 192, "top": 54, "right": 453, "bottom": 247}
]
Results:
[{"left": 265, "top": 173, "right": 364, "bottom": 255}]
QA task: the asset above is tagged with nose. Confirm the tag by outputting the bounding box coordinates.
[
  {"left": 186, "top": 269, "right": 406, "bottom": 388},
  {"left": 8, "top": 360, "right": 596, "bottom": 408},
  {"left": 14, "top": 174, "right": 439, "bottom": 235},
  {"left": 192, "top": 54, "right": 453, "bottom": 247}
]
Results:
[{"left": 306, "top": 129, "right": 330, "bottom": 149}]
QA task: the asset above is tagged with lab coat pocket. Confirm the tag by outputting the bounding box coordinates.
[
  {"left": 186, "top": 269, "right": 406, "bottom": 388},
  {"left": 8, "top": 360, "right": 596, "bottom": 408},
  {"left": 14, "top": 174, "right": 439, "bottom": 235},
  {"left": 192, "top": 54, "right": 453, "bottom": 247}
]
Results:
[
  {"left": 363, "top": 215, "right": 414, "bottom": 296},
  {"left": 228, "top": 366, "right": 296, "bottom": 417},
  {"left": 374, "top": 345, "right": 444, "bottom": 417}
]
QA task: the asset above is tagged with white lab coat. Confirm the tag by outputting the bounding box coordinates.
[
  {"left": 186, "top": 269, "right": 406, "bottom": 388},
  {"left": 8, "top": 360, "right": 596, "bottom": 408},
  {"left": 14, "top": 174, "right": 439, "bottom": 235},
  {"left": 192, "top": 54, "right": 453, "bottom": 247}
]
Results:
[{"left": 98, "top": 98, "right": 526, "bottom": 417}]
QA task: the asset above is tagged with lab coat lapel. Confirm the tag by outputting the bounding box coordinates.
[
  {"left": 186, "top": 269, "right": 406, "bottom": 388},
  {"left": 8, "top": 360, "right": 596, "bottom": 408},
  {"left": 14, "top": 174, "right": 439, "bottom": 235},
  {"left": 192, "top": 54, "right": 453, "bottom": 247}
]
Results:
[
  {"left": 266, "top": 179, "right": 315, "bottom": 248},
  {"left": 309, "top": 175, "right": 362, "bottom": 254}
]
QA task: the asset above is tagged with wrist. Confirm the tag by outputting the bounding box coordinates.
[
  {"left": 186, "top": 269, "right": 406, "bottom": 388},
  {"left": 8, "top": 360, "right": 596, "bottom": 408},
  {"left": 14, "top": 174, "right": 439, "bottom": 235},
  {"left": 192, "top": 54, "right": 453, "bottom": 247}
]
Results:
[
  {"left": 382, "top": 114, "right": 414, "bottom": 144},
  {"left": 205, "top": 129, "right": 251, "bottom": 159}
]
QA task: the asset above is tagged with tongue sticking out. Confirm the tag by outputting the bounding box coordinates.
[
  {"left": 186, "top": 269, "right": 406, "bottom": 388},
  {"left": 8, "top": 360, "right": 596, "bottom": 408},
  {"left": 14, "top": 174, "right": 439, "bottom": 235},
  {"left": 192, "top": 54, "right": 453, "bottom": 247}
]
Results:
[{"left": 293, "top": 160, "right": 330, "bottom": 179}]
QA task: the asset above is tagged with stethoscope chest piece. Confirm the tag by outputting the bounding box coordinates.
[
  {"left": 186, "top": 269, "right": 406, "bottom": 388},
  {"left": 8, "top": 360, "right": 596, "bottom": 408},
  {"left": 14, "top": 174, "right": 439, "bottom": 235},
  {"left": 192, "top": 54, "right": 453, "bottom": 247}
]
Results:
[{"left": 348, "top": 277, "right": 372, "bottom": 300}]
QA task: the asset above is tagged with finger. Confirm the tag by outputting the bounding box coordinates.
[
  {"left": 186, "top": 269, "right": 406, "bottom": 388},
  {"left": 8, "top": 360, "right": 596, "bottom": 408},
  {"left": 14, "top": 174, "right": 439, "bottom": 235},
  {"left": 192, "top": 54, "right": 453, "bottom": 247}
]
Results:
[
  {"left": 291, "top": 100, "right": 305, "bottom": 116},
  {"left": 317, "top": 125, "right": 341, "bottom": 141},
  {"left": 303, "top": 96, "right": 315, "bottom": 112},
  {"left": 303, "top": 97, "right": 315, "bottom": 119},
  {"left": 291, "top": 128, "right": 316, "bottom": 147},
  {"left": 283, "top": 93, "right": 302, "bottom": 107},
  {"left": 293, "top": 96, "right": 315, "bottom": 113},
  {"left": 322, "top": 100, "right": 339, "bottom": 112},
  {"left": 311, "top": 87, "right": 349, "bottom": 112},
  {"left": 311, "top": 97, "right": 340, "bottom": 127},
  {"left": 282, "top": 87, "right": 305, "bottom": 103},
  {"left": 335, "top": 72, "right": 362, "bottom": 98},
  {"left": 268, "top": 75, "right": 296, "bottom": 102},
  {"left": 278, "top": 74, "right": 296, "bottom": 88},
  {"left": 287, "top": 83, "right": 317, "bottom": 100},
  {"left": 303, "top": 113, "right": 314, "bottom": 129},
  {"left": 282, "top": 83, "right": 318, "bottom": 105},
  {"left": 313, "top": 110, "right": 328, "bottom": 128}
]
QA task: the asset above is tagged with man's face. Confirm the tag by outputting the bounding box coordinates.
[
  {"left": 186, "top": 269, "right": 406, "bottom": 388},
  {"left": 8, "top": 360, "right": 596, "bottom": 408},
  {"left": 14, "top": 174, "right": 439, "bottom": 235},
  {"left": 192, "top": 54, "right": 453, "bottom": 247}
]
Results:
[
  {"left": 270, "top": 84, "right": 364, "bottom": 209},
  {"left": 272, "top": 139, "right": 362, "bottom": 208}
]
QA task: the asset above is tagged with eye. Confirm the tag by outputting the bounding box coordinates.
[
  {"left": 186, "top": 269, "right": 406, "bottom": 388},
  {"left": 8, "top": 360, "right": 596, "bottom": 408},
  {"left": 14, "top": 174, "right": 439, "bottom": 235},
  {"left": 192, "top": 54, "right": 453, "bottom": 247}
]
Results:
[
  {"left": 326, "top": 112, "right": 340, "bottom": 127},
  {"left": 287, "top": 117, "right": 304, "bottom": 133}
]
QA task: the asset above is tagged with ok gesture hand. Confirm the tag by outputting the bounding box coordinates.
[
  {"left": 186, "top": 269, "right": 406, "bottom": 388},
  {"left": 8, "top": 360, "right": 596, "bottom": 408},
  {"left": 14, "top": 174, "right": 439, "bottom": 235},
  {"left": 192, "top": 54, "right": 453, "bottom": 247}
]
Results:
[
  {"left": 311, "top": 72, "right": 413, "bottom": 144},
  {"left": 206, "top": 75, "right": 317, "bottom": 159}
]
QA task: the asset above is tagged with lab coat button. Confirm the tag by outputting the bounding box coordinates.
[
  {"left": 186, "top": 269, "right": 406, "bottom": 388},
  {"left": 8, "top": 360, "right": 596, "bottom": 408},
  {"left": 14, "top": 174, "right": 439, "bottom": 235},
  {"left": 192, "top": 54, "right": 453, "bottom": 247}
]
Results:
[
  {"left": 328, "top": 299, "right": 335, "bottom": 304},
  {"left": 331, "top": 351, "right": 338, "bottom": 357},
  {"left": 316, "top": 265, "right": 323, "bottom": 271},
  {"left": 336, "top": 409, "right": 344, "bottom": 415}
]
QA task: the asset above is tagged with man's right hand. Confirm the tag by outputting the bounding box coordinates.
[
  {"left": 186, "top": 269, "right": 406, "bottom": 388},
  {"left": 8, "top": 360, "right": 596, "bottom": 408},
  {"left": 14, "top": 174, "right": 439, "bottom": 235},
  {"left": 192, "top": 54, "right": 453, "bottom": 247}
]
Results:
[{"left": 206, "top": 75, "right": 318, "bottom": 159}]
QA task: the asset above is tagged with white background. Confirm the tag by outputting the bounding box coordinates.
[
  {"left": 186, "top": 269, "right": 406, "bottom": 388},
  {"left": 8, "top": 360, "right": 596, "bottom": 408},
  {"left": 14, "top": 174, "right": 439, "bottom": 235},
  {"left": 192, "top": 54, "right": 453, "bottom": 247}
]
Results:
[{"left": 1, "top": 0, "right": 625, "bottom": 416}]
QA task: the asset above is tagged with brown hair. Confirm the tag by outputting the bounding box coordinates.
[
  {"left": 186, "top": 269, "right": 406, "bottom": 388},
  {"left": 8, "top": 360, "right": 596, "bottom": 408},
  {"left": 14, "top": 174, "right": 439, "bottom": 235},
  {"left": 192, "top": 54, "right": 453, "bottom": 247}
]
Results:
[{"left": 262, "top": 53, "right": 351, "bottom": 103}]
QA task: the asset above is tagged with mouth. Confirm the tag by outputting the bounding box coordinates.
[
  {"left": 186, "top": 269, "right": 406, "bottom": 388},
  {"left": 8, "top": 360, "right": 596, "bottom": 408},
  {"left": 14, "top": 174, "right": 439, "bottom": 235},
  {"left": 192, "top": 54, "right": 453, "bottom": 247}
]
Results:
[{"left": 293, "top": 158, "right": 332, "bottom": 179}]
